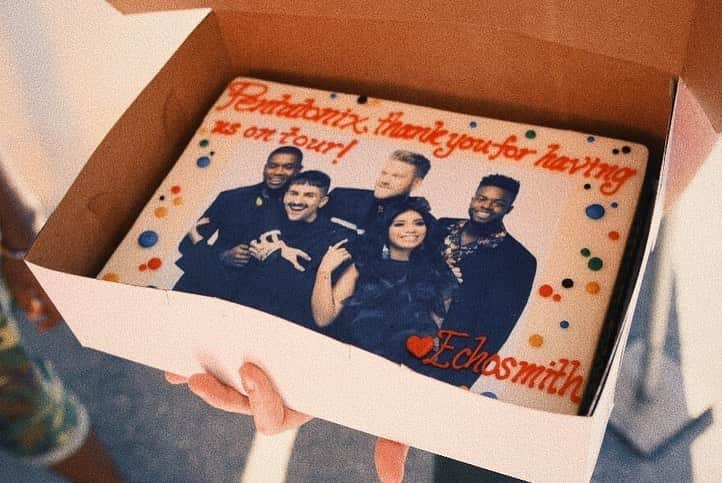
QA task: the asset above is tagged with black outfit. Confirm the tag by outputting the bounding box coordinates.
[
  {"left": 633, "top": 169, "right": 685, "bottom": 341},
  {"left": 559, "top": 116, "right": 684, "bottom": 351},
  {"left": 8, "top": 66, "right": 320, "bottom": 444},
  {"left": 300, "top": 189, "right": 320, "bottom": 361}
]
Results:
[
  {"left": 340, "top": 259, "right": 451, "bottom": 364},
  {"left": 324, "top": 187, "right": 432, "bottom": 235},
  {"left": 234, "top": 215, "right": 355, "bottom": 330},
  {"left": 173, "top": 183, "right": 284, "bottom": 300},
  {"left": 423, "top": 218, "right": 537, "bottom": 388}
]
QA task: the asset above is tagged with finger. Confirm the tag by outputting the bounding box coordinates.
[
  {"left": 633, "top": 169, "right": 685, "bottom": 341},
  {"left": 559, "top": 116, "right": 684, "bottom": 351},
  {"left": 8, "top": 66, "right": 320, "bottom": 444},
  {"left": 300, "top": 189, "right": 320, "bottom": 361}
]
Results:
[
  {"left": 331, "top": 238, "right": 348, "bottom": 249},
  {"left": 290, "top": 260, "right": 305, "bottom": 272},
  {"left": 241, "top": 363, "right": 311, "bottom": 434},
  {"left": 164, "top": 372, "right": 188, "bottom": 384},
  {"left": 26, "top": 297, "right": 44, "bottom": 321},
  {"left": 237, "top": 244, "right": 250, "bottom": 250},
  {"left": 188, "top": 373, "right": 252, "bottom": 414},
  {"left": 298, "top": 250, "right": 311, "bottom": 261},
  {"left": 375, "top": 438, "right": 409, "bottom": 483},
  {"left": 241, "top": 363, "right": 285, "bottom": 434}
]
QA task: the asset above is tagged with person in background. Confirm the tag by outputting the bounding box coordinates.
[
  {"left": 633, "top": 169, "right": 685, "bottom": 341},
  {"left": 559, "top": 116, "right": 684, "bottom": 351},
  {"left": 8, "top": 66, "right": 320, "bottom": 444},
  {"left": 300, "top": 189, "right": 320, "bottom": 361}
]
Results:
[
  {"left": 174, "top": 146, "right": 303, "bottom": 300},
  {"left": 0, "top": 153, "right": 123, "bottom": 482},
  {"left": 323, "top": 149, "right": 432, "bottom": 236}
]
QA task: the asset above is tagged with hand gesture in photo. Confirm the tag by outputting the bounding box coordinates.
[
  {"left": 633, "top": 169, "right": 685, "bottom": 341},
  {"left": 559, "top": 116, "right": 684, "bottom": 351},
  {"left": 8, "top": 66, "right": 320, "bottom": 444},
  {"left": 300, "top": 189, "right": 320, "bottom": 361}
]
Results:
[
  {"left": 249, "top": 230, "right": 284, "bottom": 261},
  {"left": 318, "top": 239, "right": 352, "bottom": 275},
  {"left": 278, "top": 241, "right": 311, "bottom": 272},
  {"left": 220, "top": 243, "right": 252, "bottom": 267},
  {"left": 444, "top": 254, "right": 463, "bottom": 284},
  {"left": 165, "top": 363, "right": 409, "bottom": 483}
]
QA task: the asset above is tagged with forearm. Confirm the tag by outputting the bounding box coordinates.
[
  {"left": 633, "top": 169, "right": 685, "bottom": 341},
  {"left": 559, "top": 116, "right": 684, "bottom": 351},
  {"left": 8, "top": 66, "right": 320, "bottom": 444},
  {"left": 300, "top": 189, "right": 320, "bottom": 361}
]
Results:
[
  {"left": 311, "top": 270, "right": 338, "bottom": 327},
  {"left": 0, "top": 157, "right": 45, "bottom": 248}
]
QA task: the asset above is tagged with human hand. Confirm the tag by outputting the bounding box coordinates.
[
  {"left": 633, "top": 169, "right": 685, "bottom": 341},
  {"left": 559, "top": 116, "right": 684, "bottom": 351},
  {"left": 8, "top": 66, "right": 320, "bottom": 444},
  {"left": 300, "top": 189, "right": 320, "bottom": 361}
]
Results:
[
  {"left": 279, "top": 242, "right": 311, "bottom": 272},
  {"left": 219, "top": 244, "right": 252, "bottom": 267},
  {"left": 248, "top": 230, "right": 283, "bottom": 262},
  {"left": 1, "top": 257, "right": 62, "bottom": 332},
  {"left": 318, "top": 239, "right": 351, "bottom": 275},
  {"left": 445, "top": 254, "right": 463, "bottom": 284},
  {"left": 165, "top": 363, "right": 409, "bottom": 482}
]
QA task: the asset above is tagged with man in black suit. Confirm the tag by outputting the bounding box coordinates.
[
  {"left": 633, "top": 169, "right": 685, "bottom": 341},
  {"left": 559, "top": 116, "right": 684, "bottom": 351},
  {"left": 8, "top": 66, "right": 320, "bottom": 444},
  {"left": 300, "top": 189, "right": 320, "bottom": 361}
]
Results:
[
  {"left": 419, "top": 174, "right": 537, "bottom": 389},
  {"left": 323, "top": 149, "right": 431, "bottom": 235},
  {"left": 234, "top": 170, "right": 355, "bottom": 329},
  {"left": 173, "top": 146, "right": 303, "bottom": 299}
]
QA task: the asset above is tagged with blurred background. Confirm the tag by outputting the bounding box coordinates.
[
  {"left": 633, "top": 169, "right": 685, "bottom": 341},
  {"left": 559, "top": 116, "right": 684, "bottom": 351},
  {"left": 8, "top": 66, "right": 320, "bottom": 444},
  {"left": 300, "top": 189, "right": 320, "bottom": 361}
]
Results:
[{"left": 1, "top": 2, "right": 719, "bottom": 481}]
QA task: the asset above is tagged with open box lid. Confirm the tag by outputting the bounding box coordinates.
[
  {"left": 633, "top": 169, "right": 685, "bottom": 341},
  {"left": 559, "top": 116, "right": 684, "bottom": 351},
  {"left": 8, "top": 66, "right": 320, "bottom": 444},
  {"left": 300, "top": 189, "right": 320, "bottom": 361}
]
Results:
[{"left": 108, "top": 0, "right": 722, "bottom": 132}]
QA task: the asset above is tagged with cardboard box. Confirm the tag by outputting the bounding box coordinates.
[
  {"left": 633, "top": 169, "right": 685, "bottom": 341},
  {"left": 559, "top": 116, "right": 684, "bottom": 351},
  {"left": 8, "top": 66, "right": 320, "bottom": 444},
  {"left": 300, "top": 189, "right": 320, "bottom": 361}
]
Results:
[{"left": 26, "top": 1, "right": 721, "bottom": 481}]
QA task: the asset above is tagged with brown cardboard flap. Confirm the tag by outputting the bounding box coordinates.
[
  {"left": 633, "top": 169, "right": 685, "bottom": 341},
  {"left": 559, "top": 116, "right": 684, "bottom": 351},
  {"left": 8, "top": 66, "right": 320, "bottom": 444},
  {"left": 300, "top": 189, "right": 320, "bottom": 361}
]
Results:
[
  {"left": 28, "top": 13, "right": 233, "bottom": 275},
  {"left": 216, "top": 12, "right": 673, "bottom": 143},
  {"left": 109, "top": 0, "right": 695, "bottom": 77},
  {"left": 682, "top": 0, "right": 722, "bottom": 131}
]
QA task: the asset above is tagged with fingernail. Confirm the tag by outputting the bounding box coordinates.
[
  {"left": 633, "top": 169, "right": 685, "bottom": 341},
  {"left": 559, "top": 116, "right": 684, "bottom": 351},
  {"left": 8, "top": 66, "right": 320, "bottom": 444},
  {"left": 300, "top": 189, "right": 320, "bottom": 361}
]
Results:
[{"left": 241, "top": 373, "right": 256, "bottom": 393}]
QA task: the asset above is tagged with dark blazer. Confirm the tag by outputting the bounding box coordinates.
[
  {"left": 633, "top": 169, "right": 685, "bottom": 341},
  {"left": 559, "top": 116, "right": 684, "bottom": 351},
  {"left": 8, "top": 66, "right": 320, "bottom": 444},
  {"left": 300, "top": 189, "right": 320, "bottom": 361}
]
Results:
[
  {"left": 324, "top": 187, "right": 433, "bottom": 233},
  {"left": 173, "top": 183, "right": 284, "bottom": 300},
  {"left": 417, "top": 218, "right": 537, "bottom": 387}
]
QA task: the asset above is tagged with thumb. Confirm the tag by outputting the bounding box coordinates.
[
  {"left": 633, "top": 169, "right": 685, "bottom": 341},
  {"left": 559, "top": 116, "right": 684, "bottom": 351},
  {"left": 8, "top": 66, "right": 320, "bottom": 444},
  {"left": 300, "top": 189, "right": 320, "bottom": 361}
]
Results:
[{"left": 375, "top": 438, "right": 409, "bottom": 483}]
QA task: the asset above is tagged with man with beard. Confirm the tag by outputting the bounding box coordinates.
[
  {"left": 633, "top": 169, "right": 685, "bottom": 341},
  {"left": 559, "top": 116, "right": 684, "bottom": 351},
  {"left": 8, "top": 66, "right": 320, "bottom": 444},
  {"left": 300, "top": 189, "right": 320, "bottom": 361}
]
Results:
[
  {"left": 235, "top": 170, "right": 355, "bottom": 330},
  {"left": 173, "top": 146, "right": 302, "bottom": 299},
  {"left": 323, "top": 149, "right": 432, "bottom": 236},
  {"left": 423, "top": 174, "right": 536, "bottom": 389}
]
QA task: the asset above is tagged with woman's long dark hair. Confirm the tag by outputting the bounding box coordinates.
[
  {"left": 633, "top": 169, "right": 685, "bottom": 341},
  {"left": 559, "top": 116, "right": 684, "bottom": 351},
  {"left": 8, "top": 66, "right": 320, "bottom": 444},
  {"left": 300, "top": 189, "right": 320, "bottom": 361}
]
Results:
[{"left": 347, "top": 199, "right": 457, "bottom": 320}]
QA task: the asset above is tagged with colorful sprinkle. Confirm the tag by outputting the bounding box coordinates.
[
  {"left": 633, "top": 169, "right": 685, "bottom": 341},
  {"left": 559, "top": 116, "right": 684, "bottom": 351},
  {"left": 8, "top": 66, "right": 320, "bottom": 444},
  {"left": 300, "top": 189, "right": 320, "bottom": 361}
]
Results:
[
  {"left": 199, "top": 139, "right": 209, "bottom": 147},
  {"left": 525, "top": 130, "right": 536, "bottom": 139},
  {"left": 371, "top": 99, "right": 382, "bottom": 106},
  {"left": 584, "top": 183, "right": 591, "bottom": 190},
  {"left": 171, "top": 185, "right": 181, "bottom": 194},
  {"left": 138, "top": 230, "right": 158, "bottom": 248},
  {"left": 553, "top": 294, "right": 562, "bottom": 302},
  {"left": 588, "top": 257, "right": 603, "bottom": 271},
  {"left": 102, "top": 273, "right": 119, "bottom": 282},
  {"left": 587, "top": 136, "right": 595, "bottom": 142},
  {"left": 622, "top": 146, "right": 631, "bottom": 154},
  {"left": 611, "top": 202, "right": 619, "bottom": 208},
  {"left": 139, "top": 264, "right": 147, "bottom": 271},
  {"left": 586, "top": 281, "right": 601, "bottom": 294},
  {"left": 330, "top": 93, "right": 337, "bottom": 99},
  {"left": 210, "top": 151, "right": 215, "bottom": 156},
  {"left": 147, "top": 258, "right": 162, "bottom": 270},
  {"left": 560, "top": 320, "right": 570, "bottom": 329},
  {"left": 469, "top": 121, "right": 477, "bottom": 128},
  {"left": 529, "top": 334, "right": 544, "bottom": 347},
  {"left": 357, "top": 95, "right": 367, "bottom": 104},
  {"left": 561, "top": 278, "right": 574, "bottom": 288},
  {"left": 585, "top": 204, "right": 605, "bottom": 220},
  {"left": 173, "top": 197, "right": 184, "bottom": 206},
  {"left": 581, "top": 248, "right": 591, "bottom": 257},
  {"left": 154, "top": 207, "right": 168, "bottom": 218},
  {"left": 197, "top": 156, "right": 211, "bottom": 168},
  {"left": 539, "top": 284, "right": 554, "bottom": 297},
  {"left": 481, "top": 392, "right": 498, "bottom": 399},
  {"left": 612, "top": 148, "right": 620, "bottom": 155},
  {"left": 608, "top": 231, "right": 620, "bottom": 241},
  {"left": 159, "top": 195, "right": 165, "bottom": 201}
]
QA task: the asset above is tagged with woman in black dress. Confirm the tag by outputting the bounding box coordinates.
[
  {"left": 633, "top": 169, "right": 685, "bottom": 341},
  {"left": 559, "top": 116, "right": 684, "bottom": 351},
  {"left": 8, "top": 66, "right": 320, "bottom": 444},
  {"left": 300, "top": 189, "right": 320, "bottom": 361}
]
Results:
[{"left": 311, "top": 199, "right": 457, "bottom": 364}]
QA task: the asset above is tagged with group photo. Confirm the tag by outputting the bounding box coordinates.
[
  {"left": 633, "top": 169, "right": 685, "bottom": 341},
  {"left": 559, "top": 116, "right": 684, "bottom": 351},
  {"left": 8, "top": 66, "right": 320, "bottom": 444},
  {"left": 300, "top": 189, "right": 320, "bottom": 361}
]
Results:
[{"left": 171, "top": 144, "right": 558, "bottom": 388}]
